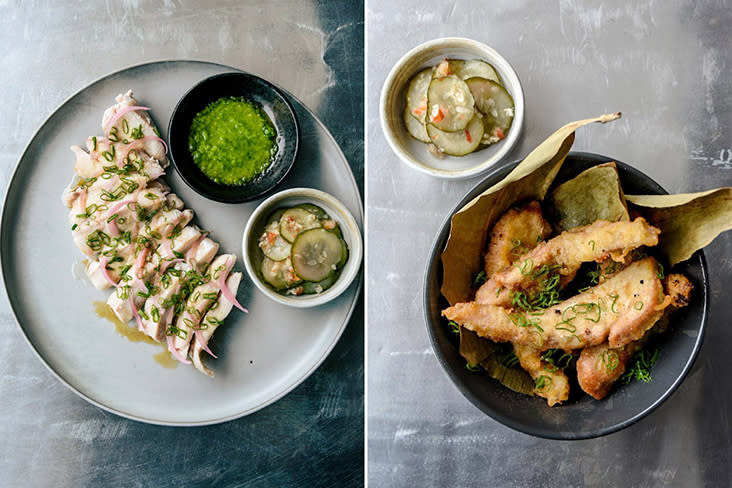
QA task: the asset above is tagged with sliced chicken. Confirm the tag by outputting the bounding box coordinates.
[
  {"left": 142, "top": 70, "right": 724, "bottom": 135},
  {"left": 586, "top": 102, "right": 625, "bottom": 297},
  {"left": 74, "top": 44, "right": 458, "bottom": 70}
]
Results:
[
  {"left": 191, "top": 272, "right": 243, "bottom": 377},
  {"left": 576, "top": 273, "right": 693, "bottom": 399},
  {"left": 444, "top": 258, "right": 668, "bottom": 351},
  {"left": 513, "top": 344, "right": 570, "bottom": 407},
  {"left": 172, "top": 254, "right": 235, "bottom": 355},
  {"left": 102, "top": 90, "right": 168, "bottom": 163},
  {"left": 140, "top": 236, "right": 219, "bottom": 341},
  {"left": 65, "top": 91, "right": 246, "bottom": 375},
  {"left": 106, "top": 221, "right": 201, "bottom": 323},
  {"left": 475, "top": 218, "right": 661, "bottom": 307}
]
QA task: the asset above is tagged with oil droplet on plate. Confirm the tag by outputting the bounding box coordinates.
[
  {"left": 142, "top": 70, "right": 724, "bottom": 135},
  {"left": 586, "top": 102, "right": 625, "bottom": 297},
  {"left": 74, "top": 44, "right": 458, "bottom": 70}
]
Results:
[
  {"left": 153, "top": 349, "right": 179, "bottom": 369},
  {"left": 93, "top": 301, "right": 178, "bottom": 368}
]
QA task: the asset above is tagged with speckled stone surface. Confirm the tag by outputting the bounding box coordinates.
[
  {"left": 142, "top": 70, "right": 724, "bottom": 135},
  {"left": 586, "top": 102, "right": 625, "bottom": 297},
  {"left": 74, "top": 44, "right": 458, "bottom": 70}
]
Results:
[
  {"left": 0, "top": 1, "right": 363, "bottom": 487},
  {"left": 367, "top": 1, "right": 732, "bottom": 486}
]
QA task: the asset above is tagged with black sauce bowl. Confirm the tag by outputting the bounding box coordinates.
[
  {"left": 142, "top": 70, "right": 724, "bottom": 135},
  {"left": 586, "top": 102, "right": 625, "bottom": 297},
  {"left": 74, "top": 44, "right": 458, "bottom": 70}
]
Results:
[
  {"left": 424, "top": 152, "right": 708, "bottom": 439},
  {"left": 168, "top": 72, "right": 299, "bottom": 203}
]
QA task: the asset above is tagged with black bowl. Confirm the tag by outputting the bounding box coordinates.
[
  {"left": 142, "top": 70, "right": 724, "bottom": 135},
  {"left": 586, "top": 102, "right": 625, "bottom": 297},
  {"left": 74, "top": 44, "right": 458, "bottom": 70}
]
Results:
[
  {"left": 424, "top": 152, "right": 708, "bottom": 439},
  {"left": 168, "top": 72, "right": 299, "bottom": 203}
]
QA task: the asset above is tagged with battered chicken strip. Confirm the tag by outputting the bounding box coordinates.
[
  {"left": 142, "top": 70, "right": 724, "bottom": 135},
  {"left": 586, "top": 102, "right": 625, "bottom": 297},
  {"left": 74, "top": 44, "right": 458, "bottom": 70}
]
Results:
[
  {"left": 475, "top": 218, "right": 661, "bottom": 306},
  {"left": 576, "top": 273, "right": 693, "bottom": 399},
  {"left": 479, "top": 201, "right": 570, "bottom": 405},
  {"left": 513, "top": 344, "right": 570, "bottom": 406},
  {"left": 483, "top": 201, "right": 552, "bottom": 276},
  {"left": 575, "top": 343, "right": 640, "bottom": 400},
  {"left": 443, "top": 258, "right": 668, "bottom": 350}
]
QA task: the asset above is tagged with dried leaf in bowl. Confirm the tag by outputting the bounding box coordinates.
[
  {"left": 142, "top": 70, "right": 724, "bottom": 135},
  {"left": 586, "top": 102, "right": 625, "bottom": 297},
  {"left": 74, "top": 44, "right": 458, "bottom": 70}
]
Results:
[
  {"left": 627, "top": 189, "right": 732, "bottom": 266},
  {"left": 547, "top": 162, "right": 629, "bottom": 232}
]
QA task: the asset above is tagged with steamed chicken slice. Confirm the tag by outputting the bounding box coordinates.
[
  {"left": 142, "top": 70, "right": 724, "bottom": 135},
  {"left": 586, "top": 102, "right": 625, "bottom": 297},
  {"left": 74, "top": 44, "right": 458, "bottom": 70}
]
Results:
[
  {"left": 475, "top": 218, "right": 661, "bottom": 306},
  {"left": 191, "top": 272, "right": 243, "bottom": 377},
  {"left": 107, "top": 220, "right": 201, "bottom": 323},
  {"left": 85, "top": 207, "right": 194, "bottom": 289},
  {"left": 102, "top": 89, "right": 168, "bottom": 163},
  {"left": 444, "top": 258, "right": 668, "bottom": 350},
  {"left": 140, "top": 235, "right": 219, "bottom": 341},
  {"left": 71, "top": 138, "right": 166, "bottom": 181},
  {"left": 69, "top": 184, "right": 170, "bottom": 258},
  {"left": 173, "top": 254, "right": 236, "bottom": 356}
]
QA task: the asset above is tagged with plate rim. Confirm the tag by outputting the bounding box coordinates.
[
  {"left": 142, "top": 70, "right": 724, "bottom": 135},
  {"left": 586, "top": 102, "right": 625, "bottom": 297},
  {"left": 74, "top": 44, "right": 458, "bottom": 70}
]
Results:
[
  {"left": 0, "top": 59, "right": 363, "bottom": 426},
  {"left": 422, "top": 151, "right": 709, "bottom": 439}
]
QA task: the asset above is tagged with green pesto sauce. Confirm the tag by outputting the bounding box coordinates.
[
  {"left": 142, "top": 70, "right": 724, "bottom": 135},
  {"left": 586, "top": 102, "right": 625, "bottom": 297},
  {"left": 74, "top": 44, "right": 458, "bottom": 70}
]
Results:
[{"left": 188, "top": 96, "right": 277, "bottom": 186}]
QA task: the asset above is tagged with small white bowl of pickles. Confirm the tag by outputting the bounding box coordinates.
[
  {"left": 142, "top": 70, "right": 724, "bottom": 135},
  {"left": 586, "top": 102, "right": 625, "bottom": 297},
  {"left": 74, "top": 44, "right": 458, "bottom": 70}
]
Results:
[
  {"left": 243, "top": 188, "right": 362, "bottom": 308},
  {"left": 380, "top": 37, "right": 524, "bottom": 179}
]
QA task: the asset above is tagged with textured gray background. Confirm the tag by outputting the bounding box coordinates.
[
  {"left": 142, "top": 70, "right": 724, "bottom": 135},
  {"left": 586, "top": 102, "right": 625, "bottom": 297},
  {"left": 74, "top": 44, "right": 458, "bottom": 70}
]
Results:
[
  {"left": 367, "top": 1, "right": 732, "bottom": 487},
  {"left": 0, "top": 1, "right": 363, "bottom": 487}
]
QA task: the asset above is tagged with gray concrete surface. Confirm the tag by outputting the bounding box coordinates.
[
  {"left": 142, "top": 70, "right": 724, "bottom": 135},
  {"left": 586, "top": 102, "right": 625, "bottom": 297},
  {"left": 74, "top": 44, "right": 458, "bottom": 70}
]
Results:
[{"left": 367, "top": 2, "right": 732, "bottom": 486}]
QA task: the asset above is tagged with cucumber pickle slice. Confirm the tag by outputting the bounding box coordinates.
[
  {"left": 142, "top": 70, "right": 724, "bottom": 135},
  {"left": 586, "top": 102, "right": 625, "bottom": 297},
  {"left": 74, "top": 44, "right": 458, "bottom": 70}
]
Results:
[
  {"left": 403, "top": 58, "right": 514, "bottom": 156},
  {"left": 404, "top": 106, "right": 430, "bottom": 143},
  {"left": 291, "top": 228, "right": 344, "bottom": 282},
  {"left": 426, "top": 114, "right": 484, "bottom": 156},
  {"left": 261, "top": 256, "right": 301, "bottom": 290},
  {"left": 405, "top": 67, "right": 432, "bottom": 123},
  {"left": 258, "top": 220, "right": 291, "bottom": 261},
  {"left": 296, "top": 203, "right": 329, "bottom": 219},
  {"left": 465, "top": 77, "right": 514, "bottom": 144},
  {"left": 426, "top": 76, "right": 474, "bottom": 132},
  {"left": 258, "top": 203, "right": 349, "bottom": 295},
  {"left": 456, "top": 60, "right": 501, "bottom": 84},
  {"left": 280, "top": 207, "right": 321, "bottom": 242}
]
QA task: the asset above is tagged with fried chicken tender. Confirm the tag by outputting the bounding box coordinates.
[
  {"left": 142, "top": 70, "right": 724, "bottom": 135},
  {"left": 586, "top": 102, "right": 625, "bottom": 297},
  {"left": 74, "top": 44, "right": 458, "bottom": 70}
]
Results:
[
  {"left": 576, "top": 272, "right": 693, "bottom": 399},
  {"left": 513, "top": 344, "right": 570, "bottom": 406},
  {"left": 576, "top": 343, "right": 641, "bottom": 400},
  {"left": 475, "top": 218, "right": 661, "bottom": 307},
  {"left": 479, "top": 202, "right": 570, "bottom": 404},
  {"left": 483, "top": 201, "right": 552, "bottom": 277},
  {"left": 443, "top": 258, "right": 668, "bottom": 351}
]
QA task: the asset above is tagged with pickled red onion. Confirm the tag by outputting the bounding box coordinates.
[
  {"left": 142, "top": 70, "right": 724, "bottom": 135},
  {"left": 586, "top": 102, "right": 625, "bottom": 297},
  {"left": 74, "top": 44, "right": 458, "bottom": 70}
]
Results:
[
  {"left": 167, "top": 335, "right": 191, "bottom": 364},
  {"left": 79, "top": 191, "right": 87, "bottom": 214},
  {"left": 129, "top": 295, "right": 144, "bottom": 331},
  {"left": 104, "top": 105, "right": 151, "bottom": 134},
  {"left": 195, "top": 330, "right": 217, "bottom": 358},
  {"left": 218, "top": 278, "right": 247, "bottom": 313},
  {"left": 108, "top": 219, "right": 119, "bottom": 237},
  {"left": 105, "top": 199, "right": 136, "bottom": 219},
  {"left": 131, "top": 248, "right": 149, "bottom": 295},
  {"left": 98, "top": 256, "right": 118, "bottom": 288},
  {"left": 119, "top": 135, "right": 169, "bottom": 162},
  {"left": 185, "top": 234, "right": 204, "bottom": 262},
  {"left": 215, "top": 259, "right": 247, "bottom": 313},
  {"left": 159, "top": 258, "right": 183, "bottom": 273}
]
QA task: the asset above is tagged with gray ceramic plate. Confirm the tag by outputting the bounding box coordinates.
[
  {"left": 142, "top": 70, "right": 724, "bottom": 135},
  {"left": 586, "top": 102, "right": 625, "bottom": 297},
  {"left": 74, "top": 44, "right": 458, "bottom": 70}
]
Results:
[
  {"left": 424, "top": 153, "right": 707, "bottom": 439},
  {"left": 1, "top": 61, "right": 362, "bottom": 426}
]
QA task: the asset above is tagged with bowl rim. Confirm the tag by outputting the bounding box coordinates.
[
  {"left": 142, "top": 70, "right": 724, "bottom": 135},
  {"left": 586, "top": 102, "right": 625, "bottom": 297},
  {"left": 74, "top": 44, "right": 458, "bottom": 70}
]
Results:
[
  {"left": 422, "top": 151, "right": 709, "bottom": 439},
  {"left": 380, "top": 37, "right": 525, "bottom": 179},
  {"left": 168, "top": 71, "right": 299, "bottom": 203},
  {"left": 242, "top": 187, "right": 363, "bottom": 308}
]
